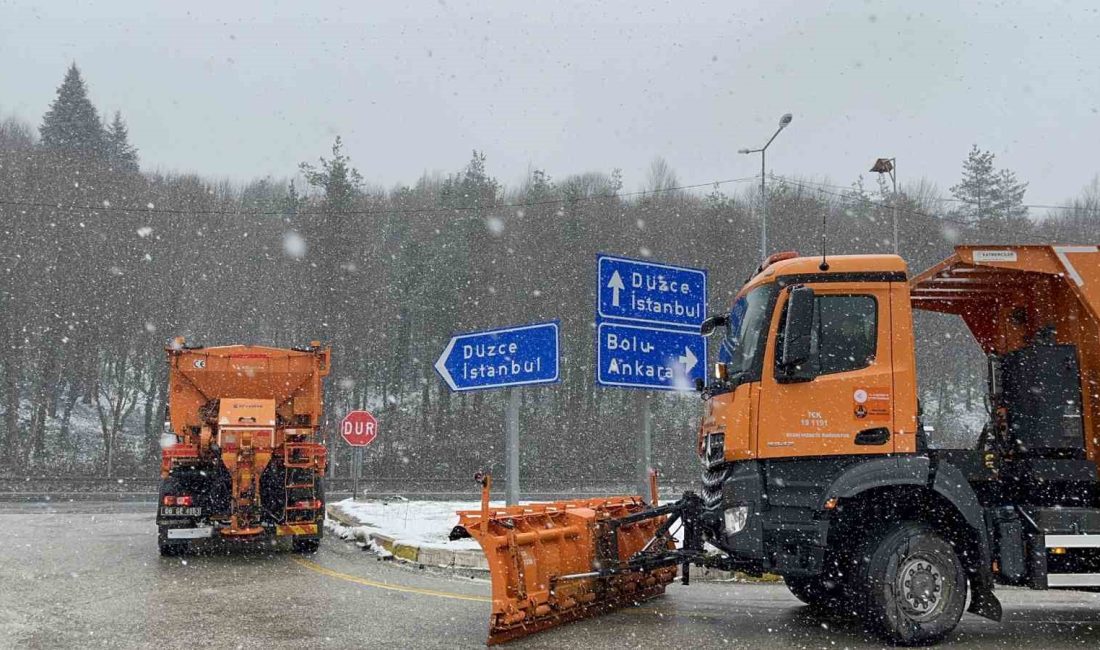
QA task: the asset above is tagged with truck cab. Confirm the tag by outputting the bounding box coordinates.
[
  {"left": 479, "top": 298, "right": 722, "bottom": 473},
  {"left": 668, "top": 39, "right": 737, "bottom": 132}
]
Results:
[{"left": 699, "top": 245, "right": 1100, "bottom": 644}]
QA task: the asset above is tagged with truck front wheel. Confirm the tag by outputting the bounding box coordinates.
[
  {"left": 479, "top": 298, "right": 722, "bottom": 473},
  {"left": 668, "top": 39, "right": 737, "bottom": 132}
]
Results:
[{"left": 857, "top": 521, "right": 966, "bottom": 645}]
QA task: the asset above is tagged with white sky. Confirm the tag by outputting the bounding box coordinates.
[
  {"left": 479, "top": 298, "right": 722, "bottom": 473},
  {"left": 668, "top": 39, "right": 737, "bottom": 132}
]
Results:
[{"left": 2, "top": 0, "right": 1098, "bottom": 206}]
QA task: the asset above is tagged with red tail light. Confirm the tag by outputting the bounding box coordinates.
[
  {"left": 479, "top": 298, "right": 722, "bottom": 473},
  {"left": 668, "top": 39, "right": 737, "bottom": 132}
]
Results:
[
  {"left": 177, "top": 495, "right": 193, "bottom": 507},
  {"left": 163, "top": 495, "right": 176, "bottom": 506}
]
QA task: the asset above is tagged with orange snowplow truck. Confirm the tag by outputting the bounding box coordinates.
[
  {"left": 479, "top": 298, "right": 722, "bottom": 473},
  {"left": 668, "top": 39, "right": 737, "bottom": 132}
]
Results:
[
  {"left": 453, "top": 244, "right": 1100, "bottom": 645},
  {"left": 157, "top": 340, "right": 330, "bottom": 555}
]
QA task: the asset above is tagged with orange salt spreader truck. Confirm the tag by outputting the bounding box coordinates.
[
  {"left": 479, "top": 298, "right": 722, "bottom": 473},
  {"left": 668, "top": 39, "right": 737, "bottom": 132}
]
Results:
[
  {"left": 452, "top": 244, "right": 1100, "bottom": 645},
  {"left": 156, "top": 340, "right": 330, "bottom": 555}
]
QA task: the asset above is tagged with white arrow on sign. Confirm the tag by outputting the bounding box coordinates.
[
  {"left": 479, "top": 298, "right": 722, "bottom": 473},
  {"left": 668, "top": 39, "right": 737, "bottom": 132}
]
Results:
[
  {"left": 608, "top": 270, "right": 625, "bottom": 307},
  {"left": 434, "top": 337, "right": 458, "bottom": 391},
  {"left": 678, "top": 346, "right": 698, "bottom": 373}
]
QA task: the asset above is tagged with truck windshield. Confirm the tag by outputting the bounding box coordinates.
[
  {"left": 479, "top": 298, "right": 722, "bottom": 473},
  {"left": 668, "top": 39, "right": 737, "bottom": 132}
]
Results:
[{"left": 719, "top": 284, "right": 777, "bottom": 380}]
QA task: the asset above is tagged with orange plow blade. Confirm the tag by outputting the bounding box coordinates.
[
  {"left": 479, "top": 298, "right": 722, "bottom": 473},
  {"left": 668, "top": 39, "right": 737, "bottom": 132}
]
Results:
[{"left": 453, "top": 493, "right": 678, "bottom": 645}]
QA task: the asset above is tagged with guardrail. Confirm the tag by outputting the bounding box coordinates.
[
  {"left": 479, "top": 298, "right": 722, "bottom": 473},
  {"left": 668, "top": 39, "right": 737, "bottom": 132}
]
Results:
[{"left": 0, "top": 476, "right": 697, "bottom": 497}]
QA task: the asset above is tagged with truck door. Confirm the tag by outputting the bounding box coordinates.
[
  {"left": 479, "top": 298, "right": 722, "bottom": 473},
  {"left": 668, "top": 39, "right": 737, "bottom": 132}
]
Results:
[{"left": 757, "top": 281, "right": 896, "bottom": 458}]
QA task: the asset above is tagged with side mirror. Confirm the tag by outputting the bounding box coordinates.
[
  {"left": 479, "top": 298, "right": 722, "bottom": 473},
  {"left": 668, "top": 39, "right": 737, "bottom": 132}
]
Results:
[
  {"left": 700, "top": 314, "right": 728, "bottom": 337},
  {"left": 780, "top": 286, "right": 815, "bottom": 371}
]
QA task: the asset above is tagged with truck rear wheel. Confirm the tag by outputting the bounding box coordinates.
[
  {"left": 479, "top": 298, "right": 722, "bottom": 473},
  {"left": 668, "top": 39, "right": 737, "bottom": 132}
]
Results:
[
  {"left": 856, "top": 521, "right": 966, "bottom": 645},
  {"left": 292, "top": 537, "right": 320, "bottom": 553},
  {"left": 157, "top": 527, "right": 188, "bottom": 557}
]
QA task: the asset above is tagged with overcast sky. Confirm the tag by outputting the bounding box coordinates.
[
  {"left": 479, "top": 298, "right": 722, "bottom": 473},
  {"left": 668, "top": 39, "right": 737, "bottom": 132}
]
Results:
[{"left": 2, "top": 1, "right": 1098, "bottom": 208}]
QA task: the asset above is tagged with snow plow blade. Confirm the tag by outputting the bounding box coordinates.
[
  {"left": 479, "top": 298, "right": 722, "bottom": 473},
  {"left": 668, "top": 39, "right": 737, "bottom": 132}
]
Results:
[{"left": 451, "top": 477, "right": 679, "bottom": 645}]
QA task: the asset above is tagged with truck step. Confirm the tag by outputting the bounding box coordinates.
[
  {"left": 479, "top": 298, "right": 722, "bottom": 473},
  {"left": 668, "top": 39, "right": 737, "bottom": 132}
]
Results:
[
  {"left": 1045, "top": 534, "right": 1100, "bottom": 548},
  {"left": 1047, "top": 573, "right": 1100, "bottom": 587}
]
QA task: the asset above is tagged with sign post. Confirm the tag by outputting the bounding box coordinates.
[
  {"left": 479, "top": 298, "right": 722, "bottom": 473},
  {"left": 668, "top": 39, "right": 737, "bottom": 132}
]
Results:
[
  {"left": 435, "top": 321, "right": 560, "bottom": 505},
  {"left": 341, "top": 410, "right": 378, "bottom": 500},
  {"left": 595, "top": 254, "right": 708, "bottom": 502},
  {"left": 506, "top": 388, "right": 521, "bottom": 506}
]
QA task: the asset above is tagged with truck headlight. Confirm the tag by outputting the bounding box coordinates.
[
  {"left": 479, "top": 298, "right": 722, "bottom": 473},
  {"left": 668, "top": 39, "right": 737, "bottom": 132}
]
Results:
[{"left": 723, "top": 505, "right": 749, "bottom": 534}]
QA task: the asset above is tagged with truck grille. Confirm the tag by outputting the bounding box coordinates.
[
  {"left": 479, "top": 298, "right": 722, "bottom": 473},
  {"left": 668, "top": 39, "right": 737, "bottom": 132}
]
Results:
[
  {"left": 704, "top": 433, "right": 725, "bottom": 469},
  {"left": 701, "top": 464, "right": 730, "bottom": 509}
]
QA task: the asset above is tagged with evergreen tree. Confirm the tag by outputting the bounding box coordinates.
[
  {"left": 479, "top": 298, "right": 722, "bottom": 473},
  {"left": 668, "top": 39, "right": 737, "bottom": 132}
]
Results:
[
  {"left": 39, "top": 63, "right": 106, "bottom": 156},
  {"left": 104, "top": 111, "right": 139, "bottom": 173},
  {"left": 441, "top": 150, "right": 499, "bottom": 209},
  {"left": 992, "top": 168, "right": 1029, "bottom": 225},
  {"left": 949, "top": 145, "right": 996, "bottom": 226},
  {"left": 299, "top": 136, "right": 362, "bottom": 210},
  {"left": 950, "top": 145, "right": 1029, "bottom": 232}
]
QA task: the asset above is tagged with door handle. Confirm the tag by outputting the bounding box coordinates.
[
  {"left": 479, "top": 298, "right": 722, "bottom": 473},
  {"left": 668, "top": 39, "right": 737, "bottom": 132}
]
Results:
[{"left": 855, "top": 427, "right": 890, "bottom": 446}]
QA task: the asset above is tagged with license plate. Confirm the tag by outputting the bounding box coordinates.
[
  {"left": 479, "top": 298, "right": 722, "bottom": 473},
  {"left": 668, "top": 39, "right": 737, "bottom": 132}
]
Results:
[
  {"left": 160, "top": 506, "right": 202, "bottom": 517},
  {"left": 167, "top": 526, "right": 213, "bottom": 539}
]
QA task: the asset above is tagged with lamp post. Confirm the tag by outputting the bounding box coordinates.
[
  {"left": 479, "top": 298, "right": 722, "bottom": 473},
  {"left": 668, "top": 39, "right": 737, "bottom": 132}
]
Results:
[
  {"left": 739, "top": 113, "right": 793, "bottom": 261},
  {"left": 870, "top": 157, "right": 898, "bottom": 254}
]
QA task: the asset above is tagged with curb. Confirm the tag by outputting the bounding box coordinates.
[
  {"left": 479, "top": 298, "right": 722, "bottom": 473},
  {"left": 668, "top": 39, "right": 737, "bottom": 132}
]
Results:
[{"left": 325, "top": 502, "right": 779, "bottom": 583}]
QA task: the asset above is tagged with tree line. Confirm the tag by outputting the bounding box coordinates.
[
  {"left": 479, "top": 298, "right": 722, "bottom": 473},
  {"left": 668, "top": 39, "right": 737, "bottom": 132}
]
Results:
[{"left": 1, "top": 65, "right": 1098, "bottom": 484}]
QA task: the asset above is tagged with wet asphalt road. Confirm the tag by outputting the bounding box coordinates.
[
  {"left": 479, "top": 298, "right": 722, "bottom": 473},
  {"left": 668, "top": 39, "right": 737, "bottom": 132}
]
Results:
[{"left": 4, "top": 502, "right": 1100, "bottom": 649}]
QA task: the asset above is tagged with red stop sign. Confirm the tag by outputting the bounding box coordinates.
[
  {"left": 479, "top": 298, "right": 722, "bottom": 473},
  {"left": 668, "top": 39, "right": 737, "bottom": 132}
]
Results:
[{"left": 340, "top": 410, "right": 378, "bottom": 447}]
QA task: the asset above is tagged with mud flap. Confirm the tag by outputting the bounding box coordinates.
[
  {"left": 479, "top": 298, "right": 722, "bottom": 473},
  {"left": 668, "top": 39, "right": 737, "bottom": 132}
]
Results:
[{"left": 967, "top": 580, "right": 1003, "bottom": 621}]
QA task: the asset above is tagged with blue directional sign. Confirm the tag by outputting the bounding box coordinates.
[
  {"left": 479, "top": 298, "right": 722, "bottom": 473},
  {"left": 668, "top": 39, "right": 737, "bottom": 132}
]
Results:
[
  {"left": 434, "top": 321, "right": 559, "bottom": 392},
  {"left": 597, "top": 254, "right": 707, "bottom": 329},
  {"left": 596, "top": 322, "right": 706, "bottom": 390}
]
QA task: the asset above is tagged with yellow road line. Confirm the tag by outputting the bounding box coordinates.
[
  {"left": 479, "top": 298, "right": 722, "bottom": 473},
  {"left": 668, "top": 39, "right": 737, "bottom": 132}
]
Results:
[{"left": 291, "top": 557, "right": 491, "bottom": 603}]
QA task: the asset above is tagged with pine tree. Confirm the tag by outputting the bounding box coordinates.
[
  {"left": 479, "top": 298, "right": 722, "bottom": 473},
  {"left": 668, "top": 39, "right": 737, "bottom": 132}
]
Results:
[
  {"left": 441, "top": 150, "right": 499, "bottom": 209},
  {"left": 949, "top": 145, "right": 997, "bottom": 226},
  {"left": 39, "top": 63, "right": 106, "bottom": 156},
  {"left": 950, "top": 145, "right": 1029, "bottom": 232},
  {"left": 992, "top": 168, "right": 1028, "bottom": 225},
  {"left": 299, "top": 136, "right": 363, "bottom": 210},
  {"left": 104, "top": 111, "right": 139, "bottom": 173}
]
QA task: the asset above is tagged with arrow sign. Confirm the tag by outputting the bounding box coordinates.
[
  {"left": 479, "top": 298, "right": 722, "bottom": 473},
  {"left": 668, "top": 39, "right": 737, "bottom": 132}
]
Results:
[
  {"left": 597, "top": 322, "right": 706, "bottom": 391},
  {"left": 608, "top": 270, "right": 625, "bottom": 307},
  {"left": 435, "top": 321, "right": 559, "bottom": 392},
  {"left": 598, "top": 254, "right": 707, "bottom": 329},
  {"left": 678, "top": 346, "right": 698, "bottom": 374}
]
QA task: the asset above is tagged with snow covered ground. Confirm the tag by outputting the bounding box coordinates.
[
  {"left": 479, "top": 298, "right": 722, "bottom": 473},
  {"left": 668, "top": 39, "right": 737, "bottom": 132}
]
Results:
[
  {"left": 330, "top": 497, "right": 691, "bottom": 552},
  {"left": 331, "top": 497, "right": 484, "bottom": 551}
]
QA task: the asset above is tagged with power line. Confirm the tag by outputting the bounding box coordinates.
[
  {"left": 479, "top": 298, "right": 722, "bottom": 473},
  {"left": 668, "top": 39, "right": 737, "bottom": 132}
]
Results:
[
  {"left": 773, "top": 174, "right": 1090, "bottom": 213},
  {"left": 772, "top": 177, "right": 973, "bottom": 226},
  {"left": 0, "top": 175, "right": 759, "bottom": 217}
]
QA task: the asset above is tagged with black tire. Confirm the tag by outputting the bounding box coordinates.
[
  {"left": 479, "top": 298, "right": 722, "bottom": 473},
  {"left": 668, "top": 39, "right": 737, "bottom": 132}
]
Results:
[
  {"left": 292, "top": 537, "right": 321, "bottom": 554},
  {"left": 158, "top": 541, "right": 184, "bottom": 557},
  {"left": 855, "top": 521, "right": 966, "bottom": 645},
  {"left": 785, "top": 575, "right": 850, "bottom": 611},
  {"left": 158, "top": 527, "right": 188, "bottom": 557},
  {"left": 315, "top": 479, "right": 326, "bottom": 540}
]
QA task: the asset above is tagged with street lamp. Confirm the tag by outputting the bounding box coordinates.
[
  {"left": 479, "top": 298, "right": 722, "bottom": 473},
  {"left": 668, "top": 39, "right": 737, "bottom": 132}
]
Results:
[
  {"left": 740, "top": 113, "right": 793, "bottom": 261},
  {"left": 870, "top": 157, "right": 898, "bottom": 254}
]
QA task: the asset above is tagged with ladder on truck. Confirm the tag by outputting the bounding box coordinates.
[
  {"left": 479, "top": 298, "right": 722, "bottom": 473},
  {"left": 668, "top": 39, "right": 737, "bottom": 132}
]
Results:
[{"left": 280, "top": 428, "right": 324, "bottom": 536}]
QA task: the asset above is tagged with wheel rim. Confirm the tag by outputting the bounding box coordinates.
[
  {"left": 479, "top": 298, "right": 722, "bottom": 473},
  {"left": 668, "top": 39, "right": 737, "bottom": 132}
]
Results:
[{"left": 896, "top": 553, "right": 946, "bottom": 621}]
